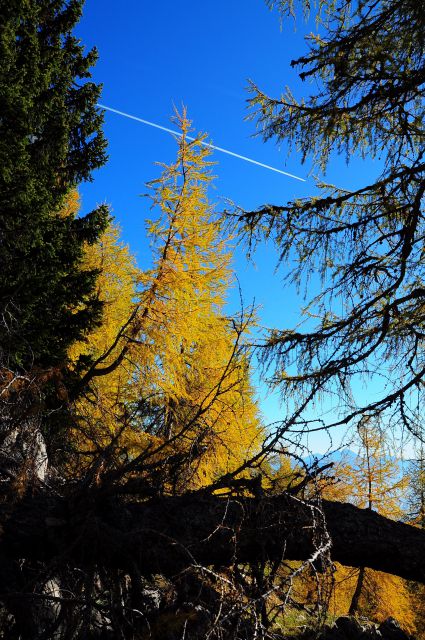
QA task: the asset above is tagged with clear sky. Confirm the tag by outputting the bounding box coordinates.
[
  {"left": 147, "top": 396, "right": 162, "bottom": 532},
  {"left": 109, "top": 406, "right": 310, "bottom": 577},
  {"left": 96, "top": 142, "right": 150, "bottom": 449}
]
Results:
[{"left": 74, "top": 1, "right": 383, "bottom": 453}]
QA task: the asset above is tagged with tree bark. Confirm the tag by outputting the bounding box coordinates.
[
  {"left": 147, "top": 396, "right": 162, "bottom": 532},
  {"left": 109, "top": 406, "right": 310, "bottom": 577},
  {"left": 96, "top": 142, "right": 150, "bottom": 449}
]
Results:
[{"left": 2, "top": 490, "right": 425, "bottom": 584}]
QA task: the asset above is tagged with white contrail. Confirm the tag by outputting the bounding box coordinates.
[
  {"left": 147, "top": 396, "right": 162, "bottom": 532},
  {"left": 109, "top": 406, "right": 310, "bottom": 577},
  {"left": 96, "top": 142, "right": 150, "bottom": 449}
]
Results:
[{"left": 97, "top": 103, "right": 306, "bottom": 182}]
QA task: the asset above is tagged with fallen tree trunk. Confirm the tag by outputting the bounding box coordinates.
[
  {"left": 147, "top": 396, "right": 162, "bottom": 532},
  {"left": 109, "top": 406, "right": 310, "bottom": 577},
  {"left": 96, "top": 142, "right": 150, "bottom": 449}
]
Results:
[{"left": 2, "top": 489, "right": 424, "bottom": 583}]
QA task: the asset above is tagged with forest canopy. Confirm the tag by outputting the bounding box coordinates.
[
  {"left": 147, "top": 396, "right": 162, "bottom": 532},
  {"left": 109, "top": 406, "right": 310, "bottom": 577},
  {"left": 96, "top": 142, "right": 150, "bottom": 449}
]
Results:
[{"left": 0, "top": 0, "right": 425, "bottom": 639}]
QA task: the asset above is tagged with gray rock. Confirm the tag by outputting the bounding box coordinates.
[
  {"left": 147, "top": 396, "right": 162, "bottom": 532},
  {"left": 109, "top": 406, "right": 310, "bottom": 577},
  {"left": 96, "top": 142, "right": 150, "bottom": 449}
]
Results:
[
  {"left": 379, "top": 617, "right": 411, "bottom": 640},
  {"left": 335, "top": 616, "right": 366, "bottom": 640},
  {"left": 1, "top": 421, "right": 48, "bottom": 482}
]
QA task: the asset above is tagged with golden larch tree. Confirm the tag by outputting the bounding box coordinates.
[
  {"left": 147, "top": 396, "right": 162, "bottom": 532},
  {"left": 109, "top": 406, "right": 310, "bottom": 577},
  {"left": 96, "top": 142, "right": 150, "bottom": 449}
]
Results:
[
  {"left": 130, "top": 111, "right": 263, "bottom": 488},
  {"left": 67, "top": 115, "right": 262, "bottom": 488},
  {"left": 318, "top": 421, "right": 414, "bottom": 632},
  {"left": 67, "top": 194, "right": 140, "bottom": 457}
]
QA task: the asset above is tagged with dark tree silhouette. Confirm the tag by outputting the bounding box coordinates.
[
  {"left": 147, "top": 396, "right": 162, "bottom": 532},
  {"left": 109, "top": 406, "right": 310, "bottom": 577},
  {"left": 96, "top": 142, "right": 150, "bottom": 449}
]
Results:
[{"left": 236, "top": 0, "right": 425, "bottom": 439}]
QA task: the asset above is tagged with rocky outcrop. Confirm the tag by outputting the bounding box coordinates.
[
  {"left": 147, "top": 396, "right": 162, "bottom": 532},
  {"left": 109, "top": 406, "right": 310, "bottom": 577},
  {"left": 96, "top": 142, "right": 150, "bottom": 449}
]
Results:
[{"left": 301, "top": 616, "right": 414, "bottom": 640}]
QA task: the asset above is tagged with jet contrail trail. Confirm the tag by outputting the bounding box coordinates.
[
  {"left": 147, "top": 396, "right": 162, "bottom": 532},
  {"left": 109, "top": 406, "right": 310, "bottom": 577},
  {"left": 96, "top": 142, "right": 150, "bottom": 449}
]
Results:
[{"left": 97, "top": 104, "right": 306, "bottom": 182}]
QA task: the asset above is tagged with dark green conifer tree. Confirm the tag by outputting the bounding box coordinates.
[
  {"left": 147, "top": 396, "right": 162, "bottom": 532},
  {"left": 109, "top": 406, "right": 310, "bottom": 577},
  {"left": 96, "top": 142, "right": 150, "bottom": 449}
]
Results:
[{"left": 0, "top": 0, "right": 109, "bottom": 372}]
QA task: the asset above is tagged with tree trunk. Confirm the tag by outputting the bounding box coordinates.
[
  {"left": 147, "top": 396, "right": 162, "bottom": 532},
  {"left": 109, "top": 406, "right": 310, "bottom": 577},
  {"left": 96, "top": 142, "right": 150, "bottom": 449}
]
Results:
[
  {"left": 349, "top": 566, "right": 365, "bottom": 615},
  {"left": 2, "top": 490, "right": 425, "bottom": 584}
]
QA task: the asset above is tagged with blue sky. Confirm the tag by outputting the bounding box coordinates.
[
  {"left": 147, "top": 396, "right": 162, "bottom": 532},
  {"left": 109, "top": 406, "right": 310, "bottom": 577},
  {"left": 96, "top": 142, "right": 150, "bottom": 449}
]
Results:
[{"left": 74, "top": 1, "right": 383, "bottom": 453}]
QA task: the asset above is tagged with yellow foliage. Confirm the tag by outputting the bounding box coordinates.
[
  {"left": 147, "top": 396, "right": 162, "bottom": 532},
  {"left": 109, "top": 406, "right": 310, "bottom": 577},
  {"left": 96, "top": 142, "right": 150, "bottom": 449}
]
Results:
[
  {"left": 59, "top": 189, "right": 80, "bottom": 219},
  {"left": 328, "top": 564, "right": 416, "bottom": 635},
  {"left": 65, "top": 117, "right": 262, "bottom": 484},
  {"left": 313, "top": 423, "right": 415, "bottom": 632},
  {"left": 129, "top": 111, "right": 263, "bottom": 486},
  {"left": 265, "top": 452, "right": 297, "bottom": 493},
  {"left": 318, "top": 424, "right": 407, "bottom": 519},
  {"left": 67, "top": 197, "right": 140, "bottom": 451}
]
